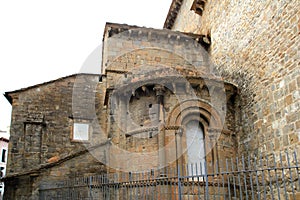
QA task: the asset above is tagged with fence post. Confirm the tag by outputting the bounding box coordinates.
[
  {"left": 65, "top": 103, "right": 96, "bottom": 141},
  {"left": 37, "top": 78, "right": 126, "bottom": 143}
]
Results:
[
  {"left": 286, "top": 151, "right": 296, "bottom": 200},
  {"left": 89, "top": 176, "right": 93, "bottom": 200},
  {"left": 37, "top": 150, "right": 300, "bottom": 199},
  {"left": 177, "top": 165, "right": 182, "bottom": 200},
  {"left": 205, "top": 160, "right": 209, "bottom": 200}
]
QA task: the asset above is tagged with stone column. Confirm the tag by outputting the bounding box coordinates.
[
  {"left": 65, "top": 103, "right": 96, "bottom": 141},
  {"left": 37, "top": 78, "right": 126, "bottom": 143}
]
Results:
[
  {"left": 175, "top": 128, "right": 183, "bottom": 174},
  {"left": 154, "top": 85, "right": 166, "bottom": 173},
  {"left": 119, "top": 95, "right": 127, "bottom": 137},
  {"left": 207, "top": 128, "right": 221, "bottom": 174}
]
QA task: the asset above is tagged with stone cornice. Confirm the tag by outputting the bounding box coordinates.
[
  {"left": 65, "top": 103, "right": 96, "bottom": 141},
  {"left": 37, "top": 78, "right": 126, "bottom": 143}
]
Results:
[
  {"left": 163, "top": 0, "right": 184, "bottom": 29},
  {"left": 125, "top": 127, "right": 159, "bottom": 137}
]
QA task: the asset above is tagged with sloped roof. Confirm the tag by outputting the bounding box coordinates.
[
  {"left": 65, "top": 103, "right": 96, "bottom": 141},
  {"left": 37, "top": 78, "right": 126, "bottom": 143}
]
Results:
[
  {"left": 4, "top": 73, "right": 100, "bottom": 104},
  {"left": 2, "top": 139, "right": 110, "bottom": 180},
  {"left": 0, "top": 137, "right": 9, "bottom": 142},
  {"left": 164, "top": 0, "right": 184, "bottom": 29}
]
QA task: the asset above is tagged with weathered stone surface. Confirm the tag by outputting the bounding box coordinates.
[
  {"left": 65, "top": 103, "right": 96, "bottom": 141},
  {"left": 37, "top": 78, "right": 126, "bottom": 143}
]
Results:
[
  {"left": 4, "top": 0, "right": 299, "bottom": 197},
  {"left": 4, "top": 23, "right": 239, "bottom": 198},
  {"left": 169, "top": 0, "right": 300, "bottom": 155}
]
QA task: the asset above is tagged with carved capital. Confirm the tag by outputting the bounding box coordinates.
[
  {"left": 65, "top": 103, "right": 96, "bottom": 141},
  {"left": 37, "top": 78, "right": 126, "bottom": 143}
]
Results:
[
  {"left": 153, "top": 85, "right": 165, "bottom": 96},
  {"left": 175, "top": 127, "right": 183, "bottom": 137}
]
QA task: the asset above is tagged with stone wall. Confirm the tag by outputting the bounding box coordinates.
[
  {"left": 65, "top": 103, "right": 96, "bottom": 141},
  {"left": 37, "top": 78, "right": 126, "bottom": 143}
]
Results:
[
  {"left": 4, "top": 74, "right": 110, "bottom": 199},
  {"left": 4, "top": 151, "right": 107, "bottom": 200},
  {"left": 103, "top": 23, "right": 239, "bottom": 172},
  {"left": 102, "top": 23, "right": 211, "bottom": 76},
  {"left": 170, "top": 0, "right": 300, "bottom": 155},
  {"left": 5, "top": 22, "right": 241, "bottom": 198},
  {"left": 6, "top": 74, "right": 104, "bottom": 174}
]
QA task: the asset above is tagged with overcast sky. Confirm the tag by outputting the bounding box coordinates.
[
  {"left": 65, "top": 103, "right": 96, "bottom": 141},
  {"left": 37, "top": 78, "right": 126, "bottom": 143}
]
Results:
[{"left": 0, "top": 0, "right": 172, "bottom": 131}]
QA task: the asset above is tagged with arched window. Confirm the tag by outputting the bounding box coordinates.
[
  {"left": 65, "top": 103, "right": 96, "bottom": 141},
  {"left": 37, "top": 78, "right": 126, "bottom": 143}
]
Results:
[{"left": 186, "top": 120, "right": 206, "bottom": 176}]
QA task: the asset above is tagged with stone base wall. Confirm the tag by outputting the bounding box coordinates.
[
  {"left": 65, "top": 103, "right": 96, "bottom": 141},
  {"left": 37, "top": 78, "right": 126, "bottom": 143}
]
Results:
[{"left": 4, "top": 151, "right": 106, "bottom": 200}]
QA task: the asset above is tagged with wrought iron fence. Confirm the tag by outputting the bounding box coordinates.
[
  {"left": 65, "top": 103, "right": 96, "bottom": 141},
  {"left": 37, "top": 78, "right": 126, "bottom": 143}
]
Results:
[{"left": 39, "top": 150, "right": 300, "bottom": 199}]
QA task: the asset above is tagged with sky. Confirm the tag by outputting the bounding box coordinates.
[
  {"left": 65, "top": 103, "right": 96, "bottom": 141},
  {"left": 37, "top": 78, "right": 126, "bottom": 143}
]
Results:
[{"left": 0, "top": 0, "right": 173, "bottom": 132}]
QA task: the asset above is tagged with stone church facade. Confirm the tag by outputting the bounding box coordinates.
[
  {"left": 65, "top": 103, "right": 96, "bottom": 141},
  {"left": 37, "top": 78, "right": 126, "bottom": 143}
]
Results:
[{"left": 3, "top": 0, "right": 299, "bottom": 199}]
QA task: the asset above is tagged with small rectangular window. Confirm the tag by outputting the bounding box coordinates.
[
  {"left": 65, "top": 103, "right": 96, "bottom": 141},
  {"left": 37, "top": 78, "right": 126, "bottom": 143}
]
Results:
[
  {"left": 73, "top": 123, "right": 89, "bottom": 141},
  {"left": 1, "top": 149, "right": 6, "bottom": 163}
]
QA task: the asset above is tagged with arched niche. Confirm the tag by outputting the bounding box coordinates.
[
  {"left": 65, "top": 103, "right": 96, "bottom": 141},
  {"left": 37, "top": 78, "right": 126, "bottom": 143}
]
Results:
[{"left": 166, "top": 99, "right": 223, "bottom": 176}]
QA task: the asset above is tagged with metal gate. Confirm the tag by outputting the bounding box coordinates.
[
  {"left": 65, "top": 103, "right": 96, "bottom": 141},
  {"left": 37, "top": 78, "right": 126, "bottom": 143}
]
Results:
[{"left": 40, "top": 150, "right": 300, "bottom": 199}]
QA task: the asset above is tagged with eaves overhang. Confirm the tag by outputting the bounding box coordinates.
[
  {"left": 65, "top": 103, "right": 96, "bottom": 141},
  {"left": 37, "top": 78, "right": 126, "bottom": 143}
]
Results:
[{"left": 163, "top": 0, "right": 184, "bottom": 29}]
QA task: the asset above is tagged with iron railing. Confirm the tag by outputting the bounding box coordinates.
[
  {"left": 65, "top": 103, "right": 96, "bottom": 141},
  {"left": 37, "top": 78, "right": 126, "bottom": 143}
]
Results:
[{"left": 39, "top": 150, "right": 300, "bottom": 199}]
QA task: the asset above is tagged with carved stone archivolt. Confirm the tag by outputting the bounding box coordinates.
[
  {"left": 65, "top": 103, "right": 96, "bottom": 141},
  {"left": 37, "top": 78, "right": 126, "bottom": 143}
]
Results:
[{"left": 166, "top": 99, "right": 223, "bottom": 129}]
